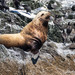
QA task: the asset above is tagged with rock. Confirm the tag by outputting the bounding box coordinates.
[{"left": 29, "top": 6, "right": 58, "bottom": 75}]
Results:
[
  {"left": 47, "top": 42, "right": 58, "bottom": 49},
  {"left": 68, "top": 12, "right": 75, "bottom": 19},
  {"left": 0, "top": 11, "right": 25, "bottom": 29},
  {"left": 71, "top": 5, "right": 75, "bottom": 11},
  {"left": 70, "top": 36, "right": 75, "bottom": 43},
  {"left": 0, "top": 40, "right": 75, "bottom": 75},
  {"left": 0, "top": 57, "right": 75, "bottom": 75},
  {"left": 64, "top": 43, "right": 75, "bottom": 50},
  {"left": 0, "top": 0, "right": 75, "bottom": 74},
  {"left": 69, "top": 43, "right": 75, "bottom": 49},
  {"left": 0, "top": 60, "right": 26, "bottom": 75},
  {"left": 40, "top": 41, "right": 58, "bottom": 56}
]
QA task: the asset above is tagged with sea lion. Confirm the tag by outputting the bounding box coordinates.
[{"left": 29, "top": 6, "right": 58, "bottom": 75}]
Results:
[{"left": 0, "top": 11, "right": 50, "bottom": 54}]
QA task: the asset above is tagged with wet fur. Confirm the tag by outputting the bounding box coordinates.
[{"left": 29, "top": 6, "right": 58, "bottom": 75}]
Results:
[{"left": 0, "top": 11, "right": 50, "bottom": 54}]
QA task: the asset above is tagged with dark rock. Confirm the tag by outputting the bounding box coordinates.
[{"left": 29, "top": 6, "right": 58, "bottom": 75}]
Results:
[
  {"left": 70, "top": 36, "right": 75, "bottom": 43},
  {"left": 69, "top": 43, "right": 75, "bottom": 49},
  {"left": 71, "top": 5, "right": 75, "bottom": 11}
]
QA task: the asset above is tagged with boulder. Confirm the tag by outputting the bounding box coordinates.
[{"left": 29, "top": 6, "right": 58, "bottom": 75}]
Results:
[
  {"left": 64, "top": 43, "right": 75, "bottom": 50},
  {"left": 47, "top": 42, "right": 58, "bottom": 49},
  {"left": 69, "top": 43, "right": 75, "bottom": 49},
  {"left": 71, "top": 5, "right": 75, "bottom": 11}
]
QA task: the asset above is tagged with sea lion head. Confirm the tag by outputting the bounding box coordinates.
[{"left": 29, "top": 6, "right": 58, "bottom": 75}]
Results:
[{"left": 34, "top": 11, "right": 50, "bottom": 27}]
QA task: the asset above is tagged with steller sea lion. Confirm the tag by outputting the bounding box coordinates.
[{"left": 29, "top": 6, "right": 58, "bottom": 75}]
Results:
[{"left": 0, "top": 11, "right": 50, "bottom": 54}]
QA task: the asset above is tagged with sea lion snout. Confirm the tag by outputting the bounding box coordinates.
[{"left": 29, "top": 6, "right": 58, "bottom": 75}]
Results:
[{"left": 45, "top": 15, "right": 50, "bottom": 19}]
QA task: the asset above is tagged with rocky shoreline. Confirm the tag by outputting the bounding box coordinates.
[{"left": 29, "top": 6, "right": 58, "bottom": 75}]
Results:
[{"left": 0, "top": 0, "right": 75, "bottom": 75}]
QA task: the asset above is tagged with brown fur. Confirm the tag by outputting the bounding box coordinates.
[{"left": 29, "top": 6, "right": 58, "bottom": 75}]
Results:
[{"left": 0, "top": 11, "right": 50, "bottom": 54}]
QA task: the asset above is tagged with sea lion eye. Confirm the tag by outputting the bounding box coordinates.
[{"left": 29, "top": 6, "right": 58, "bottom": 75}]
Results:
[{"left": 41, "top": 13, "right": 44, "bottom": 16}]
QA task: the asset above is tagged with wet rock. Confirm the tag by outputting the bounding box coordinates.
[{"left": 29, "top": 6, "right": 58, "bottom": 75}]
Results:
[{"left": 64, "top": 43, "right": 75, "bottom": 50}]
